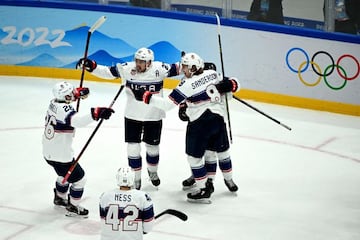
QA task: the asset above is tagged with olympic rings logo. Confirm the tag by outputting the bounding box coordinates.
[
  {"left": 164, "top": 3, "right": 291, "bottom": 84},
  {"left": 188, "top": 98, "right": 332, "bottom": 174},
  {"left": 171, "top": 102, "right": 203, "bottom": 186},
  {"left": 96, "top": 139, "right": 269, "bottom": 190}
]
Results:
[{"left": 285, "top": 47, "right": 360, "bottom": 90}]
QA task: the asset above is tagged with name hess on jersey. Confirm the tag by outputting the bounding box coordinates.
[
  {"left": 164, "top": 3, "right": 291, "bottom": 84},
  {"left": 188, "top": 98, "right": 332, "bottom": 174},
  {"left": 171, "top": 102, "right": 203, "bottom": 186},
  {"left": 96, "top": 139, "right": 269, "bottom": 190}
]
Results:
[
  {"left": 114, "top": 193, "right": 132, "bottom": 202},
  {"left": 191, "top": 73, "right": 217, "bottom": 89}
]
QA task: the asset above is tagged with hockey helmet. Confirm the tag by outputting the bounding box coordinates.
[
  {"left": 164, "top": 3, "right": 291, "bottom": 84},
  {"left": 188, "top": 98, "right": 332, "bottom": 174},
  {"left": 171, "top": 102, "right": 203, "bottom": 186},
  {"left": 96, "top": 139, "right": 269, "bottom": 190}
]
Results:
[
  {"left": 52, "top": 81, "right": 75, "bottom": 102},
  {"left": 181, "top": 52, "right": 204, "bottom": 73},
  {"left": 116, "top": 167, "right": 135, "bottom": 187},
  {"left": 134, "top": 47, "right": 154, "bottom": 62}
]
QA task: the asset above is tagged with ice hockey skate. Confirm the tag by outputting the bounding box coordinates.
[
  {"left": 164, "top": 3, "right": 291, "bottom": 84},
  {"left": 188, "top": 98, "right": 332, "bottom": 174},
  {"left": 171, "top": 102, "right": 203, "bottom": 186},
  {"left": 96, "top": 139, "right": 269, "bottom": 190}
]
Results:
[
  {"left": 148, "top": 170, "right": 160, "bottom": 187},
  {"left": 182, "top": 176, "right": 196, "bottom": 190},
  {"left": 187, "top": 187, "right": 212, "bottom": 204},
  {"left": 53, "top": 188, "right": 68, "bottom": 207},
  {"left": 65, "top": 196, "right": 89, "bottom": 218},
  {"left": 224, "top": 179, "right": 238, "bottom": 192},
  {"left": 206, "top": 178, "right": 215, "bottom": 194}
]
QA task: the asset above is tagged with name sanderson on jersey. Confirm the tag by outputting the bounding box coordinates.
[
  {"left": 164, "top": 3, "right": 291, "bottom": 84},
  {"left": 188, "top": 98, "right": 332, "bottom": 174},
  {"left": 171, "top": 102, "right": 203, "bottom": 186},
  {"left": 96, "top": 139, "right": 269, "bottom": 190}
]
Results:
[{"left": 191, "top": 72, "right": 217, "bottom": 89}]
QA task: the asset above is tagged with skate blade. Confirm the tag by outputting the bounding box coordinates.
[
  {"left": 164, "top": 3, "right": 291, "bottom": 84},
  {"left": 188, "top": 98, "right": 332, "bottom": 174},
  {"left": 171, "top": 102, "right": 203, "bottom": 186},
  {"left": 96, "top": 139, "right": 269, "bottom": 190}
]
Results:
[
  {"left": 187, "top": 198, "right": 212, "bottom": 204},
  {"left": 182, "top": 185, "right": 196, "bottom": 191},
  {"left": 151, "top": 185, "right": 159, "bottom": 191},
  {"left": 147, "top": 180, "right": 160, "bottom": 190},
  {"left": 65, "top": 211, "right": 89, "bottom": 218},
  {"left": 54, "top": 204, "right": 67, "bottom": 209}
]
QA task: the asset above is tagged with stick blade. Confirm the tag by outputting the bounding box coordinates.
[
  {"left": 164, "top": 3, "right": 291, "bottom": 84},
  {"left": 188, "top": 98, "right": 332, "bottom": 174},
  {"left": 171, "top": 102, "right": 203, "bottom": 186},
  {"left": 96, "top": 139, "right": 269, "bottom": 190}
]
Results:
[
  {"left": 155, "top": 209, "right": 188, "bottom": 221},
  {"left": 166, "top": 209, "right": 188, "bottom": 221},
  {"left": 89, "top": 16, "right": 106, "bottom": 33}
]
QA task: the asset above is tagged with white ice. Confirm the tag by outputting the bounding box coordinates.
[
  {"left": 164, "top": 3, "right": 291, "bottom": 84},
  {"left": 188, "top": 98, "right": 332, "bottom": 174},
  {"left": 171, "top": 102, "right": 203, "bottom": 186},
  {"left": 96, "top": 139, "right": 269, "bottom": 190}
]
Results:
[{"left": 0, "top": 76, "right": 359, "bottom": 240}]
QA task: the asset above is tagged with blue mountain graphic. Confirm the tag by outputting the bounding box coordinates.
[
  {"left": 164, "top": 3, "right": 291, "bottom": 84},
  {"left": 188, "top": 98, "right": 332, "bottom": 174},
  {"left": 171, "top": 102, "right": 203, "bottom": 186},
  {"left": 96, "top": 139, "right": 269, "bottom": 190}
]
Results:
[
  {"left": 118, "top": 41, "right": 181, "bottom": 63},
  {"left": 63, "top": 41, "right": 181, "bottom": 68},
  {"left": 17, "top": 53, "right": 64, "bottom": 67},
  {"left": 63, "top": 49, "right": 125, "bottom": 68},
  {"left": 61, "top": 26, "right": 137, "bottom": 57},
  {"left": 4, "top": 26, "right": 137, "bottom": 65},
  {"left": 149, "top": 41, "right": 182, "bottom": 63},
  {"left": 1, "top": 26, "right": 182, "bottom": 68}
]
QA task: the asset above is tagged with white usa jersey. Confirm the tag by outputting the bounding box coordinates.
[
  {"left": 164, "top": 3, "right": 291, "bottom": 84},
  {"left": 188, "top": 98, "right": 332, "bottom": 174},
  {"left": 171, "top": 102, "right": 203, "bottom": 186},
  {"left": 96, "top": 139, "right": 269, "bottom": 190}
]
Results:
[
  {"left": 150, "top": 69, "right": 226, "bottom": 122},
  {"left": 99, "top": 188, "right": 155, "bottom": 240},
  {"left": 92, "top": 61, "right": 179, "bottom": 121},
  {"left": 42, "top": 100, "right": 93, "bottom": 163}
]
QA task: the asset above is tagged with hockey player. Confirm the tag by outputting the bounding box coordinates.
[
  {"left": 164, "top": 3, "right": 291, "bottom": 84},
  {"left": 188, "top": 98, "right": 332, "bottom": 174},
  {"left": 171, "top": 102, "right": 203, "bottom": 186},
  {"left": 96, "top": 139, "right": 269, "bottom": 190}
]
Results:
[
  {"left": 99, "top": 167, "right": 155, "bottom": 240},
  {"left": 179, "top": 103, "right": 238, "bottom": 193},
  {"left": 43, "top": 81, "right": 114, "bottom": 217},
  {"left": 131, "top": 52, "right": 240, "bottom": 203},
  {"left": 177, "top": 62, "right": 238, "bottom": 193},
  {"left": 76, "top": 47, "right": 181, "bottom": 190}
]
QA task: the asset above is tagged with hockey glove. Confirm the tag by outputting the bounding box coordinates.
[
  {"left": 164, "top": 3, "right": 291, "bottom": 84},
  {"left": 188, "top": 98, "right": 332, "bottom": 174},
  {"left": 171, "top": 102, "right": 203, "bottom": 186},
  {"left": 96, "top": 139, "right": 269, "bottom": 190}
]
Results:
[
  {"left": 91, "top": 107, "right": 115, "bottom": 121},
  {"left": 178, "top": 102, "right": 189, "bottom": 121},
  {"left": 76, "top": 58, "right": 97, "bottom": 72},
  {"left": 204, "top": 62, "right": 217, "bottom": 71},
  {"left": 73, "top": 87, "right": 90, "bottom": 99},
  {"left": 132, "top": 88, "right": 152, "bottom": 104},
  {"left": 215, "top": 77, "right": 239, "bottom": 93}
]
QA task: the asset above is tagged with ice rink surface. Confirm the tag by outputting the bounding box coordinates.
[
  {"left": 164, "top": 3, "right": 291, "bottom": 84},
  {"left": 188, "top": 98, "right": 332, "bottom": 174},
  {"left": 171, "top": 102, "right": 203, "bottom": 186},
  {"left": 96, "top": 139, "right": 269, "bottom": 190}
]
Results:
[{"left": 0, "top": 76, "right": 359, "bottom": 240}]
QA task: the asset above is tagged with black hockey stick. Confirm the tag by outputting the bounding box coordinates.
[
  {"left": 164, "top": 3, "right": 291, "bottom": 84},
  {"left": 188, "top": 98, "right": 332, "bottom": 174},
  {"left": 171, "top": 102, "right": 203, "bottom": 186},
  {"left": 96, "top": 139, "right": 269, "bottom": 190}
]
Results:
[
  {"left": 76, "top": 16, "right": 107, "bottom": 112},
  {"left": 155, "top": 209, "right": 188, "bottom": 221},
  {"left": 215, "top": 14, "right": 233, "bottom": 144},
  {"left": 62, "top": 85, "right": 124, "bottom": 184},
  {"left": 233, "top": 95, "right": 292, "bottom": 131}
]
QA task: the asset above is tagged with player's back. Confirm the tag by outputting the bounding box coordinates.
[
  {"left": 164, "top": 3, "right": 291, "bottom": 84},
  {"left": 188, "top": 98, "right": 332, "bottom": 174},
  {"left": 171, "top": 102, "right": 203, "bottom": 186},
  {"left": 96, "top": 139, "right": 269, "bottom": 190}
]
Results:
[
  {"left": 175, "top": 69, "right": 225, "bottom": 121},
  {"left": 99, "top": 188, "right": 154, "bottom": 240},
  {"left": 42, "top": 100, "right": 75, "bottom": 162}
]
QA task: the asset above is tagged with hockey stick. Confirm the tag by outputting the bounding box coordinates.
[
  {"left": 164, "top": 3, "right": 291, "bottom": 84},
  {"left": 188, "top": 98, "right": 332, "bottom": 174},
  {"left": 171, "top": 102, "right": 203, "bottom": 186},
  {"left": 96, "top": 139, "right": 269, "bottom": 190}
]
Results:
[
  {"left": 215, "top": 14, "right": 233, "bottom": 144},
  {"left": 233, "top": 95, "right": 292, "bottom": 131},
  {"left": 155, "top": 209, "right": 188, "bottom": 221},
  {"left": 76, "top": 16, "right": 107, "bottom": 112},
  {"left": 62, "top": 85, "right": 124, "bottom": 184}
]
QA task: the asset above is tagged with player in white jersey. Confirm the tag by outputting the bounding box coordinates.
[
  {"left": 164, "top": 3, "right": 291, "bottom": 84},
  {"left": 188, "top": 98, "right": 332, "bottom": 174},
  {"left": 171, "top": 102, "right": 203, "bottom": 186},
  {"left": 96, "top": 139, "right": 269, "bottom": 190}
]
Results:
[
  {"left": 177, "top": 63, "right": 238, "bottom": 193},
  {"left": 43, "top": 81, "right": 114, "bottom": 217},
  {"left": 99, "top": 167, "right": 155, "bottom": 240},
  {"left": 132, "top": 52, "right": 240, "bottom": 203},
  {"left": 76, "top": 47, "right": 181, "bottom": 190}
]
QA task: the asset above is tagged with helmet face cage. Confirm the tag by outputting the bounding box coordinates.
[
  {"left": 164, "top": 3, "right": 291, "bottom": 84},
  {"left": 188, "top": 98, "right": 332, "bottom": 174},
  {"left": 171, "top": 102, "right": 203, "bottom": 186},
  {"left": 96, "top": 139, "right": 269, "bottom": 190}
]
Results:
[
  {"left": 116, "top": 167, "right": 135, "bottom": 187},
  {"left": 181, "top": 53, "right": 204, "bottom": 73},
  {"left": 52, "top": 81, "right": 75, "bottom": 102}
]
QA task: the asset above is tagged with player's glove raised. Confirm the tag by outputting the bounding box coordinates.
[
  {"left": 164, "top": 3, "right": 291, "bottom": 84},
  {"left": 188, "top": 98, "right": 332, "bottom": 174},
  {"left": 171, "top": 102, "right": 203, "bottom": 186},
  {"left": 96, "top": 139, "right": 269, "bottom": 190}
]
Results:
[
  {"left": 215, "top": 77, "right": 240, "bottom": 93},
  {"left": 76, "top": 58, "right": 97, "bottom": 72},
  {"left": 91, "top": 107, "right": 115, "bottom": 121},
  {"left": 132, "top": 88, "right": 152, "bottom": 104},
  {"left": 73, "top": 87, "right": 90, "bottom": 99},
  {"left": 178, "top": 102, "right": 189, "bottom": 121}
]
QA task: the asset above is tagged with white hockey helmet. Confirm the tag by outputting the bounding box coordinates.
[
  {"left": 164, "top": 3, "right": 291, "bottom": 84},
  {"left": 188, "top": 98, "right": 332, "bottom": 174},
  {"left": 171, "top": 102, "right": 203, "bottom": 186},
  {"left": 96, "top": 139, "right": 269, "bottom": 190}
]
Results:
[
  {"left": 116, "top": 167, "right": 135, "bottom": 187},
  {"left": 134, "top": 47, "right": 154, "bottom": 62},
  {"left": 52, "top": 81, "right": 75, "bottom": 102},
  {"left": 181, "top": 52, "right": 204, "bottom": 72}
]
